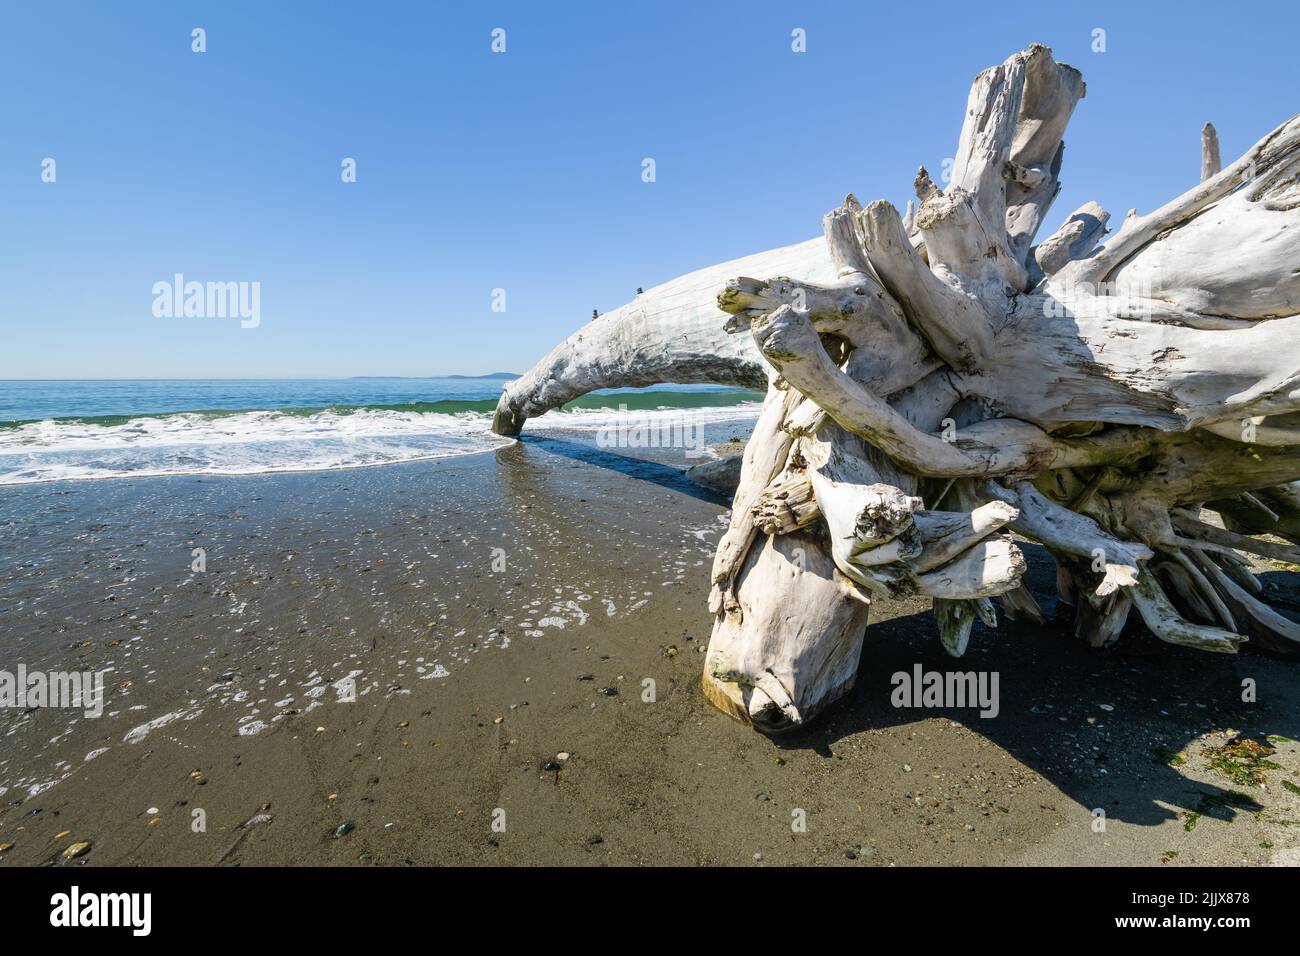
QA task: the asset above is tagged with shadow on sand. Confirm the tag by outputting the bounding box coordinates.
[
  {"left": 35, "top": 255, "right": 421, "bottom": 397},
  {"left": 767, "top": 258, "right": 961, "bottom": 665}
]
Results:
[{"left": 775, "top": 541, "right": 1300, "bottom": 827}]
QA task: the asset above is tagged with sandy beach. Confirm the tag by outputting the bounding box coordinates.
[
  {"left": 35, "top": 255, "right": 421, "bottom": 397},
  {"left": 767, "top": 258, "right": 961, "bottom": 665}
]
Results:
[{"left": 2, "top": 426, "right": 1299, "bottom": 868}]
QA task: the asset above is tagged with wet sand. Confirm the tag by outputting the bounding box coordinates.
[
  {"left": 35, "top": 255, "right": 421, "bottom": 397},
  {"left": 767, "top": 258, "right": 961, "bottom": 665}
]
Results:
[{"left": 2, "top": 428, "right": 1299, "bottom": 866}]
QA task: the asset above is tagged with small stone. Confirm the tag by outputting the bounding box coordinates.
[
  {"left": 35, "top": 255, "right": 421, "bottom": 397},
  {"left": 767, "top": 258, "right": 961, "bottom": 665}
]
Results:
[
  {"left": 0, "top": 843, "right": 12, "bottom": 853},
  {"left": 243, "top": 813, "right": 273, "bottom": 828},
  {"left": 756, "top": 793, "right": 770, "bottom": 802},
  {"left": 844, "top": 848, "right": 857, "bottom": 860},
  {"left": 584, "top": 834, "right": 604, "bottom": 846},
  {"left": 147, "top": 817, "right": 161, "bottom": 826},
  {"left": 397, "top": 721, "right": 409, "bottom": 728},
  {"left": 334, "top": 821, "right": 355, "bottom": 839},
  {"left": 752, "top": 852, "right": 763, "bottom": 862},
  {"left": 146, "top": 807, "right": 159, "bottom": 815},
  {"left": 599, "top": 687, "right": 618, "bottom": 697},
  {"left": 493, "top": 717, "right": 504, "bottom": 724},
  {"left": 903, "top": 764, "right": 913, "bottom": 772},
  {"left": 63, "top": 841, "right": 91, "bottom": 859},
  {"left": 542, "top": 761, "right": 561, "bottom": 773},
  {"left": 577, "top": 674, "right": 594, "bottom": 681},
  {"left": 55, "top": 830, "right": 71, "bottom": 839},
  {"left": 964, "top": 824, "right": 975, "bottom": 831},
  {"left": 1098, "top": 704, "right": 1114, "bottom": 712},
  {"left": 556, "top": 752, "right": 571, "bottom": 761}
]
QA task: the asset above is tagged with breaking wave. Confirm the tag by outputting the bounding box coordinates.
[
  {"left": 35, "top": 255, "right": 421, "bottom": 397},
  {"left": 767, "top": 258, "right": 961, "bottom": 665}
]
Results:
[{"left": 0, "top": 398, "right": 761, "bottom": 485}]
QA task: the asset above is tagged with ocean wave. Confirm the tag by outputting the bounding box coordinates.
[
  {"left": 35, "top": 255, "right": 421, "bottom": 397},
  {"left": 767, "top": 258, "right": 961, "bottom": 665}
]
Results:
[{"left": 0, "top": 403, "right": 760, "bottom": 485}]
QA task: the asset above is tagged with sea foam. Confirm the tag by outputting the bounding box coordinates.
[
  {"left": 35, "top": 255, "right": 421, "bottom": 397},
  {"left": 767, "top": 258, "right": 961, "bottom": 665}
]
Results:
[{"left": 0, "top": 403, "right": 760, "bottom": 485}]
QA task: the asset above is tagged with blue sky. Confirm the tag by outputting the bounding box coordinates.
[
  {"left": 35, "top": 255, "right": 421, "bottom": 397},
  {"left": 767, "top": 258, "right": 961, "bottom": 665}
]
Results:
[{"left": 2, "top": 1, "right": 1296, "bottom": 379}]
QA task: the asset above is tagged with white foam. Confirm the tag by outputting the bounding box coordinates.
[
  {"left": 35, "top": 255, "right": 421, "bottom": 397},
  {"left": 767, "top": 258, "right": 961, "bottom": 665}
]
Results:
[
  {"left": 0, "top": 403, "right": 760, "bottom": 485},
  {"left": 0, "top": 409, "right": 512, "bottom": 485}
]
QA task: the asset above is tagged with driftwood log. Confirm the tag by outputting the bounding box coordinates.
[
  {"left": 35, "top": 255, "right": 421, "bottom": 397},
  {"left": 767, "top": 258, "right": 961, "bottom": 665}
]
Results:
[{"left": 496, "top": 45, "right": 1300, "bottom": 732}]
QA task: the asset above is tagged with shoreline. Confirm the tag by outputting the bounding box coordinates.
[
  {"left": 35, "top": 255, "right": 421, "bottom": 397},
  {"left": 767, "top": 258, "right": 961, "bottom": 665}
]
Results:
[{"left": 2, "top": 430, "right": 1299, "bottom": 866}]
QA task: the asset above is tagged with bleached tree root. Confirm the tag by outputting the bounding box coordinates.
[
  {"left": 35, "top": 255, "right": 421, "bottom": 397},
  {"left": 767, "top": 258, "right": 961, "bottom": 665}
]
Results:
[
  {"left": 702, "top": 44, "right": 1300, "bottom": 729},
  {"left": 504, "top": 44, "right": 1300, "bottom": 732}
]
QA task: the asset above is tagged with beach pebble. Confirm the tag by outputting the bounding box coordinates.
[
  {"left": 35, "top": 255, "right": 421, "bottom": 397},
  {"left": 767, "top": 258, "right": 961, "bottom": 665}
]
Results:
[
  {"left": 243, "top": 813, "right": 273, "bottom": 828},
  {"left": 55, "top": 830, "right": 71, "bottom": 839},
  {"left": 556, "top": 752, "right": 571, "bottom": 761},
  {"left": 1098, "top": 704, "right": 1114, "bottom": 712},
  {"left": 146, "top": 807, "right": 159, "bottom": 815},
  {"left": 599, "top": 687, "right": 618, "bottom": 697},
  {"left": 752, "top": 852, "right": 763, "bottom": 862},
  {"left": 584, "top": 834, "right": 604, "bottom": 847},
  {"left": 542, "top": 761, "right": 561, "bottom": 773},
  {"left": 62, "top": 841, "right": 91, "bottom": 860},
  {"left": 334, "top": 821, "right": 355, "bottom": 839},
  {"left": 0, "top": 843, "right": 12, "bottom": 854}
]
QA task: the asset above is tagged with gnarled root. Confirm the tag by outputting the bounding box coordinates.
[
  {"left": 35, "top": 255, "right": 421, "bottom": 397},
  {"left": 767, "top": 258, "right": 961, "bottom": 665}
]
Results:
[{"left": 701, "top": 45, "right": 1300, "bottom": 730}]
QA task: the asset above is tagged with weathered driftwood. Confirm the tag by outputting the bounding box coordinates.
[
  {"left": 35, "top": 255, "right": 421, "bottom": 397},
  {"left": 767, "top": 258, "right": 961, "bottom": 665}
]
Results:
[
  {"left": 490, "top": 240, "right": 836, "bottom": 435},
  {"left": 498, "top": 44, "right": 1300, "bottom": 732}
]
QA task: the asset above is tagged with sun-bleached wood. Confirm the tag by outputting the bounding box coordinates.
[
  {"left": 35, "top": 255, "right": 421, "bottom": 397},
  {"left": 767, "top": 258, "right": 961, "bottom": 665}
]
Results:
[
  {"left": 501, "top": 44, "right": 1300, "bottom": 731},
  {"left": 1202, "top": 122, "right": 1222, "bottom": 182}
]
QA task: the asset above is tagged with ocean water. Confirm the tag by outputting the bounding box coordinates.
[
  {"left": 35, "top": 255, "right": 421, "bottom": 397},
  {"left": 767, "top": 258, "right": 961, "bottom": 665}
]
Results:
[{"left": 0, "top": 378, "right": 762, "bottom": 485}]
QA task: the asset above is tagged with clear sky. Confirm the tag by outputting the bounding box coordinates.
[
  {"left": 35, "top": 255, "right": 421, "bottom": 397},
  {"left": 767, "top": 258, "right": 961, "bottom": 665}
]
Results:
[{"left": 2, "top": 1, "right": 1296, "bottom": 379}]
